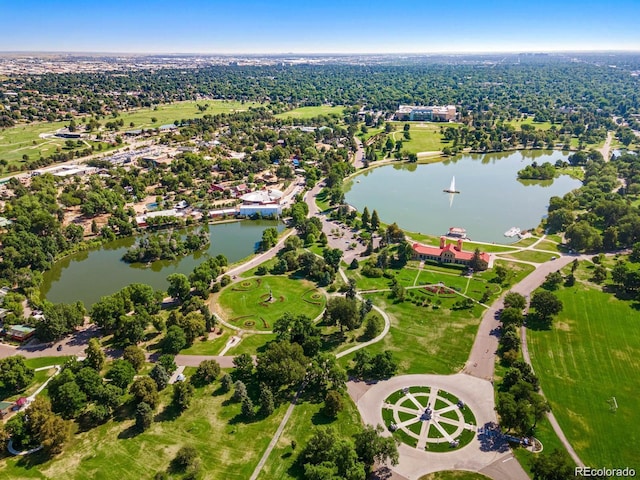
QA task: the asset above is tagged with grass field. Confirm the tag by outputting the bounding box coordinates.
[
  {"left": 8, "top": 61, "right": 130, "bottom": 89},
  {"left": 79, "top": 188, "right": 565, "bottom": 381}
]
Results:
[
  {"left": 115, "top": 100, "right": 261, "bottom": 130},
  {"left": 505, "top": 117, "right": 554, "bottom": 131},
  {"left": 227, "top": 333, "right": 277, "bottom": 356},
  {"left": 527, "top": 268, "right": 640, "bottom": 470},
  {"left": 217, "top": 276, "right": 326, "bottom": 331},
  {"left": 0, "top": 121, "right": 112, "bottom": 168},
  {"left": 0, "top": 100, "right": 259, "bottom": 170},
  {"left": 0, "top": 378, "right": 287, "bottom": 480},
  {"left": 499, "top": 250, "right": 557, "bottom": 264},
  {"left": 274, "top": 105, "right": 344, "bottom": 120},
  {"left": 339, "top": 291, "right": 483, "bottom": 375},
  {"left": 179, "top": 328, "right": 231, "bottom": 355},
  {"left": 389, "top": 123, "right": 451, "bottom": 154}
]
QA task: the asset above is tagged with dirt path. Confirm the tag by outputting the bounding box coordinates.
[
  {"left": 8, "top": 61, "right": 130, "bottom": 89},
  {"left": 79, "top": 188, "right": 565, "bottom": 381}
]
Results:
[{"left": 599, "top": 131, "right": 613, "bottom": 161}]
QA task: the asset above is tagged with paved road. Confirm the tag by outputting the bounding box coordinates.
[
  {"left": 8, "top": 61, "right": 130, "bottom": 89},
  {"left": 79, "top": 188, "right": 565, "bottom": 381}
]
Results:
[{"left": 464, "top": 255, "right": 578, "bottom": 380}]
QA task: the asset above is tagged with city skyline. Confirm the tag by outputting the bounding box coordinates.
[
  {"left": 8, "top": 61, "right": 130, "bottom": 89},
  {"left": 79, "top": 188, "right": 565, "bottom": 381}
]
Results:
[{"left": 2, "top": 0, "right": 639, "bottom": 54}]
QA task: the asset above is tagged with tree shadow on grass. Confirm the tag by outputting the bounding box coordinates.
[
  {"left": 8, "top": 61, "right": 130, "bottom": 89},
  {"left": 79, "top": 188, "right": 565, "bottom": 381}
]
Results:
[
  {"left": 320, "top": 331, "right": 346, "bottom": 352},
  {"left": 311, "top": 410, "right": 335, "bottom": 426},
  {"left": 525, "top": 313, "right": 552, "bottom": 331},
  {"left": 117, "top": 424, "right": 140, "bottom": 440},
  {"left": 154, "top": 404, "right": 181, "bottom": 423},
  {"left": 14, "top": 449, "right": 50, "bottom": 470}
]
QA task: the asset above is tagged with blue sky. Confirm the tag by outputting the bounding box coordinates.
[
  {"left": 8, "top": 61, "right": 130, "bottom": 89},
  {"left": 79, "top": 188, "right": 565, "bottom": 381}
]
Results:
[{"left": 2, "top": 0, "right": 639, "bottom": 53}]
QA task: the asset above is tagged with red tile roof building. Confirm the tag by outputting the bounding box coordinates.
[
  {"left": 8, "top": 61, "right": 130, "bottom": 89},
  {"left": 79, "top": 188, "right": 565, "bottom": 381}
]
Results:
[{"left": 412, "top": 237, "right": 490, "bottom": 270}]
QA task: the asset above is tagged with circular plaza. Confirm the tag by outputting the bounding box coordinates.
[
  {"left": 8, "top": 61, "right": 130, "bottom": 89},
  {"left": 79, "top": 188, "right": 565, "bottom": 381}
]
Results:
[{"left": 382, "top": 386, "right": 477, "bottom": 451}]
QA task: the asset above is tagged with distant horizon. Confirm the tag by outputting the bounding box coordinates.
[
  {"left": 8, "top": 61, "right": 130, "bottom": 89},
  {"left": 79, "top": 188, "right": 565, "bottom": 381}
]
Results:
[
  {"left": 2, "top": 0, "right": 639, "bottom": 55},
  {"left": 2, "top": 48, "right": 640, "bottom": 56}
]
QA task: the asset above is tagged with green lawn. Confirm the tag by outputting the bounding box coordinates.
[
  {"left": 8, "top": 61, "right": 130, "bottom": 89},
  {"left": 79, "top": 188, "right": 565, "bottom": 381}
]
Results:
[
  {"left": 340, "top": 292, "right": 484, "bottom": 375},
  {"left": 227, "top": 333, "right": 277, "bottom": 356},
  {"left": 257, "top": 395, "right": 362, "bottom": 479},
  {"left": 0, "top": 379, "right": 287, "bottom": 480},
  {"left": 389, "top": 123, "right": 451, "bottom": 154},
  {"left": 179, "top": 328, "right": 231, "bottom": 355},
  {"left": 0, "top": 100, "right": 259, "bottom": 171},
  {"left": 24, "top": 357, "right": 71, "bottom": 370},
  {"left": 527, "top": 274, "right": 640, "bottom": 470},
  {"left": 505, "top": 117, "right": 554, "bottom": 131},
  {"left": 275, "top": 106, "right": 344, "bottom": 120},
  {"left": 499, "top": 250, "right": 556, "bottom": 264},
  {"left": 217, "top": 276, "right": 326, "bottom": 332},
  {"left": 0, "top": 121, "right": 114, "bottom": 169},
  {"left": 116, "top": 100, "right": 260, "bottom": 130}
]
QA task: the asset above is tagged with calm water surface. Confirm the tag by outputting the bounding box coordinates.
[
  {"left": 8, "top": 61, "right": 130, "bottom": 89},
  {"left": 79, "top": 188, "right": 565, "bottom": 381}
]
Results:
[
  {"left": 344, "top": 150, "right": 582, "bottom": 244},
  {"left": 41, "top": 220, "right": 283, "bottom": 306}
]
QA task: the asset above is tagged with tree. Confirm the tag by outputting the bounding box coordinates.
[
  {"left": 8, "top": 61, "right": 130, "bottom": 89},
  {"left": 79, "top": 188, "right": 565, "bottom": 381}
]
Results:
[
  {"left": 220, "top": 373, "right": 233, "bottom": 393},
  {"left": 232, "top": 380, "right": 248, "bottom": 403},
  {"left": 241, "top": 395, "right": 255, "bottom": 419},
  {"left": 172, "top": 445, "right": 198, "bottom": 472},
  {"left": 273, "top": 313, "right": 322, "bottom": 357},
  {"left": 123, "top": 345, "right": 146, "bottom": 372},
  {"left": 530, "top": 449, "right": 575, "bottom": 480},
  {"left": 162, "top": 325, "right": 187, "bottom": 354},
  {"left": 500, "top": 307, "right": 524, "bottom": 328},
  {"left": 324, "top": 390, "right": 343, "bottom": 418},
  {"left": 503, "top": 292, "right": 526, "bottom": 310},
  {"left": 53, "top": 381, "right": 87, "bottom": 419},
  {"left": 167, "top": 273, "right": 191, "bottom": 303},
  {"left": 75, "top": 366, "right": 103, "bottom": 399},
  {"left": 542, "top": 271, "right": 563, "bottom": 290},
  {"left": 324, "top": 297, "right": 360, "bottom": 331},
  {"left": 0, "top": 355, "right": 34, "bottom": 394},
  {"left": 130, "top": 376, "right": 159, "bottom": 408},
  {"left": 530, "top": 290, "right": 563, "bottom": 324},
  {"left": 260, "top": 227, "right": 279, "bottom": 251},
  {"left": 135, "top": 402, "right": 153, "bottom": 433},
  {"left": 39, "top": 411, "right": 72, "bottom": 456},
  {"left": 259, "top": 384, "right": 275, "bottom": 416},
  {"left": 493, "top": 265, "right": 508, "bottom": 284},
  {"left": 106, "top": 359, "right": 136, "bottom": 389},
  {"left": 192, "top": 359, "right": 220, "bottom": 387},
  {"left": 232, "top": 353, "right": 254, "bottom": 380},
  {"left": 354, "top": 424, "right": 399, "bottom": 472},
  {"left": 370, "top": 210, "right": 380, "bottom": 231},
  {"left": 363, "top": 315, "right": 383, "bottom": 340},
  {"left": 149, "top": 364, "right": 170, "bottom": 391},
  {"left": 256, "top": 341, "right": 308, "bottom": 391},
  {"left": 172, "top": 381, "right": 195, "bottom": 412},
  {"left": 361, "top": 207, "right": 370, "bottom": 230},
  {"left": 158, "top": 354, "right": 177, "bottom": 374},
  {"left": 84, "top": 338, "right": 106, "bottom": 371}
]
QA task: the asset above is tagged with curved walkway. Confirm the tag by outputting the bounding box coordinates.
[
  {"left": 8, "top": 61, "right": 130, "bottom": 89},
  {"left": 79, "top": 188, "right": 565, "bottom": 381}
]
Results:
[{"left": 520, "top": 324, "right": 585, "bottom": 468}]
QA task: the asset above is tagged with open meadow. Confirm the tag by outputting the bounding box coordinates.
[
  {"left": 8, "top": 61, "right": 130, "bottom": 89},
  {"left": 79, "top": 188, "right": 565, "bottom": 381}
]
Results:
[
  {"left": 340, "top": 291, "right": 484, "bottom": 375},
  {"left": 0, "top": 376, "right": 287, "bottom": 480},
  {"left": 527, "top": 263, "right": 640, "bottom": 470},
  {"left": 0, "top": 100, "right": 260, "bottom": 171},
  {"left": 274, "top": 105, "right": 344, "bottom": 119}
]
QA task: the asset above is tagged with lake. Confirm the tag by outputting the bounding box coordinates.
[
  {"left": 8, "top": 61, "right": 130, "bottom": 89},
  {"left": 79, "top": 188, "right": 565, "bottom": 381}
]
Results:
[
  {"left": 344, "top": 150, "right": 582, "bottom": 244},
  {"left": 41, "top": 220, "right": 283, "bottom": 306}
]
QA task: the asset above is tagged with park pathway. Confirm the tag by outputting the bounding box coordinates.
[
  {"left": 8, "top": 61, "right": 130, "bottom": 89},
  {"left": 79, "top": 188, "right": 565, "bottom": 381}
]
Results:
[{"left": 520, "top": 324, "right": 585, "bottom": 468}]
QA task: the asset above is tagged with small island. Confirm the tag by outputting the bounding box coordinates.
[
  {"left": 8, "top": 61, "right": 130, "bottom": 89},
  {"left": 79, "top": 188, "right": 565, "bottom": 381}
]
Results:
[
  {"left": 517, "top": 161, "right": 556, "bottom": 180},
  {"left": 122, "top": 229, "right": 210, "bottom": 263}
]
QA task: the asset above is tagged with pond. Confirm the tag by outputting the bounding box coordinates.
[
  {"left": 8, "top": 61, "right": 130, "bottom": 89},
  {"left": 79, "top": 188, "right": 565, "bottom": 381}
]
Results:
[
  {"left": 40, "top": 220, "right": 283, "bottom": 307},
  {"left": 344, "top": 150, "right": 582, "bottom": 244}
]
